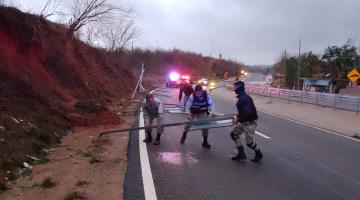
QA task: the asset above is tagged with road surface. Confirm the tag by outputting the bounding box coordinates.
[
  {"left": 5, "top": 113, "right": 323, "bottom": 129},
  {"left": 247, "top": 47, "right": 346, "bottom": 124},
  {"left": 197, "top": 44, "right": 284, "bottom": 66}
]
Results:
[{"left": 125, "top": 80, "right": 360, "bottom": 200}]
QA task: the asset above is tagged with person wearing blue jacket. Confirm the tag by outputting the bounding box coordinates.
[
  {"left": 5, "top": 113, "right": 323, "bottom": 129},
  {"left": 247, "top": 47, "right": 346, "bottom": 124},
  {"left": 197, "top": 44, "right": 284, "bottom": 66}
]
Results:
[
  {"left": 180, "top": 84, "right": 215, "bottom": 148},
  {"left": 231, "top": 80, "right": 263, "bottom": 162}
]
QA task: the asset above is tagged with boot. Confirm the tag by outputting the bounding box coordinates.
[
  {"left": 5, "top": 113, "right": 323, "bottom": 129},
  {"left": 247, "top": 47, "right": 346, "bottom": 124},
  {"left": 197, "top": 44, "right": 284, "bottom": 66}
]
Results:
[
  {"left": 201, "top": 136, "right": 211, "bottom": 149},
  {"left": 143, "top": 132, "right": 152, "bottom": 143},
  {"left": 232, "top": 146, "right": 247, "bottom": 160},
  {"left": 153, "top": 133, "right": 161, "bottom": 145},
  {"left": 251, "top": 150, "right": 263, "bottom": 162},
  {"left": 202, "top": 142, "right": 211, "bottom": 149},
  {"left": 180, "top": 131, "right": 187, "bottom": 144}
]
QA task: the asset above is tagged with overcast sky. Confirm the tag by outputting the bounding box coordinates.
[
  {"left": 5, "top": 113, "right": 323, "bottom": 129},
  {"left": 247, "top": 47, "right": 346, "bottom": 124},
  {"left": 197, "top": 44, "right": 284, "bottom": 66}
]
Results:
[{"left": 13, "top": 0, "right": 360, "bottom": 65}]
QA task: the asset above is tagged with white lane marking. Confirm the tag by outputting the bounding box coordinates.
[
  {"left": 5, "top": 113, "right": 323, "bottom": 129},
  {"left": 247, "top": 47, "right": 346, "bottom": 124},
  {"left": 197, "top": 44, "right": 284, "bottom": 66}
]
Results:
[
  {"left": 257, "top": 110, "right": 360, "bottom": 142},
  {"left": 211, "top": 92, "right": 360, "bottom": 142},
  {"left": 139, "top": 90, "right": 158, "bottom": 200},
  {"left": 255, "top": 131, "right": 271, "bottom": 139}
]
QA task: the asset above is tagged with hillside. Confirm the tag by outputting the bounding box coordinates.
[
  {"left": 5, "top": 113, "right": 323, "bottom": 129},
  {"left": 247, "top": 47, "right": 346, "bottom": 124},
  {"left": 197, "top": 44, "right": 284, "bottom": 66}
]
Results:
[
  {"left": 0, "top": 5, "right": 245, "bottom": 191},
  {"left": 0, "top": 6, "right": 137, "bottom": 190}
]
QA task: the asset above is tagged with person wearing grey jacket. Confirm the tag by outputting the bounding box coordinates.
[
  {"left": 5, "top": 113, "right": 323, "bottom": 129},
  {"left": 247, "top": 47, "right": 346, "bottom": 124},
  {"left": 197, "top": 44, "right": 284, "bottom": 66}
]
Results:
[{"left": 142, "top": 94, "right": 164, "bottom": 145}]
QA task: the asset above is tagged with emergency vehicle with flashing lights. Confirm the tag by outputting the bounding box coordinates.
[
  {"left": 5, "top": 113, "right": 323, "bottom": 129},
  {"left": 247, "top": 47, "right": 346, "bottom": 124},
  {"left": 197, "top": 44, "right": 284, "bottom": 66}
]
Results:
[{"left": 166, "top": 72, "right": 191, "bottom": 88}]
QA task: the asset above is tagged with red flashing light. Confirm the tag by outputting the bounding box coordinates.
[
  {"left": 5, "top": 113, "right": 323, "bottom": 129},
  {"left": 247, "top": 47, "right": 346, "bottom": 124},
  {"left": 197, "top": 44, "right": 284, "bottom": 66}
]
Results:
[{"left": 181, "top": 75, "right": 190, "bottom": 80}]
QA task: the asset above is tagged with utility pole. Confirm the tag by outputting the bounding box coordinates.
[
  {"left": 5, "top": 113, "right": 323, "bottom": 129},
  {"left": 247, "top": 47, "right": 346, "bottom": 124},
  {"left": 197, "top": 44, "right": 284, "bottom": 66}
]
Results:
[
  {"left": 283, "top": 49, "right": 287, "bottom": 89},
  {"left": 131, "top": 63, "right": 145, "bottom": 99},
  {"left": 297, "top": 39, "right": 301, "bottom": 90}
]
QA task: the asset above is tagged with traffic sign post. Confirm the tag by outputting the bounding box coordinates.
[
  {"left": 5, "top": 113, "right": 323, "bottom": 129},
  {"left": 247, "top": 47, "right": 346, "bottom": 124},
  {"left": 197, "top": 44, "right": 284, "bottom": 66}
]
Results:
[
  {"left": 224, "top": 72, "right": 229, "bottom": 79},
  {"left": 347, "top": 69, "right": 360, "bottom": 83}
]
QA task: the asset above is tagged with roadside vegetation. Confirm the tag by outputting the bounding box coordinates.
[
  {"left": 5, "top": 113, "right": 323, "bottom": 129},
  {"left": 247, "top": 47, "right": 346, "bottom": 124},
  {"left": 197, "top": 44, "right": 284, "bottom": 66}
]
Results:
[{"left": 272, "top": 39, "right": 360, "bottom": 91}]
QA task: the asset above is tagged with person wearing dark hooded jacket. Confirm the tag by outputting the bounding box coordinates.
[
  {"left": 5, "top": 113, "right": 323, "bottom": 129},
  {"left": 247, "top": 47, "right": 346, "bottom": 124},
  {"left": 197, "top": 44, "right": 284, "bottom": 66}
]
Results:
[
  {"left": 179, "top": 82, "right": 194, "bottom": 109},
  {"left": 231, "top": 80, "right": 263, "bottom": 162}
]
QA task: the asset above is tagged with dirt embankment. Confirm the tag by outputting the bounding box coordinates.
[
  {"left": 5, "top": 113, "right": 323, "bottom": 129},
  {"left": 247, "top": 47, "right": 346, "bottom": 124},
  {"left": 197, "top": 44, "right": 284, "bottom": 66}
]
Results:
[
  {"left": 0, "top": 97, "right": 143, "bottom": 200},
  {"left": 0, "top": 5, "right": 136, "bottom": 191}
]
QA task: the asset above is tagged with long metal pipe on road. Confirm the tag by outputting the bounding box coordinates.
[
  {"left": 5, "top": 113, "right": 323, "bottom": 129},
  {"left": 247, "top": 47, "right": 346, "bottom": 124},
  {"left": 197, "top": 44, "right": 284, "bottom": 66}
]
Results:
[{"left": 98, "top": 114, "right": 236, "bottom": 138}]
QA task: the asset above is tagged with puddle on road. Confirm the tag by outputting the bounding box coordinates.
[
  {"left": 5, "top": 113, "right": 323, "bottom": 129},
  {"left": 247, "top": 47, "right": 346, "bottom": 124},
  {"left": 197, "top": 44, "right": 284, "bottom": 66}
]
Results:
[{"left": 157, "top": 152, "right": 198, "bottom": 165}]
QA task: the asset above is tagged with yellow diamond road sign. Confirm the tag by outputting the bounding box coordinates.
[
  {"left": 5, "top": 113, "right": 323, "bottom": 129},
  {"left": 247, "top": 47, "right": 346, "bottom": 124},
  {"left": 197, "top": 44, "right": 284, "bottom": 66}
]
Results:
[{"left": 347, "top": 69, "right": 360, "bottom": 83}]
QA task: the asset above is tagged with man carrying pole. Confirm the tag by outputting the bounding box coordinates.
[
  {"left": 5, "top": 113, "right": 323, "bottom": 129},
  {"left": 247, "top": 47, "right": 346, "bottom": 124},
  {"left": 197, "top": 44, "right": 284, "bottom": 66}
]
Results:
[
  {"left": 230, "top": 80, "right": 263, "bottom": 162},
  {"left": 142, "top": 94, "right": 164, "bottom": 145},
  {"left": 180, "top": 84, "right": 215, "bottom": 149}
]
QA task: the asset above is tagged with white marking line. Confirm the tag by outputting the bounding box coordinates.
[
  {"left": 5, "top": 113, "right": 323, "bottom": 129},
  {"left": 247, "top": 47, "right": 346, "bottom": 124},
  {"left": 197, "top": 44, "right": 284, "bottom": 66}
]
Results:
[
  {"left": 217, "top": 112, "right": 271, "bottom": 139},
  {"left": 139, "top": 90, "right": 158, "bottom": 200},
  {"left": 256, "top": 131, "right": 271, "bottom": 139},
  {"left": 212, "top": 92, "right": 359, "bottom": 142},
  {"left": 257, "top": 110, "right": 360, "bottom": 142}
]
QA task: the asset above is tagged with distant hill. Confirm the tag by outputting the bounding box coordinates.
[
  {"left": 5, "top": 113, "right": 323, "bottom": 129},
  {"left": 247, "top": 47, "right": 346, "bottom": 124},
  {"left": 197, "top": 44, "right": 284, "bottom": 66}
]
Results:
[{"left": 249, "top": 64, "right": 273, "bottom": 68}]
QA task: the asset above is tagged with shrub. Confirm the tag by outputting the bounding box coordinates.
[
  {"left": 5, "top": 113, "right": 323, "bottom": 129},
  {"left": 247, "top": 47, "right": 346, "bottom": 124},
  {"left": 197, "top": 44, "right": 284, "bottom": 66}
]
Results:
[
  {"left": 64, "top": 191, "right": 88, "bottom": 200},
  {"left": 39, "top": 177, "right": 56, "bottom": 189}
]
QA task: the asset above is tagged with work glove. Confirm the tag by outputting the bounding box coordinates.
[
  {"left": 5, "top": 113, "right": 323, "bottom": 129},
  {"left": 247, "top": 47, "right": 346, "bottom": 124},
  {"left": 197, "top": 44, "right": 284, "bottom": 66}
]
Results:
[
  {"left": 208, "top": 112, "right": 217, "bottom": 117},
  {"left": 187, "top": 114, "right": 192, "bottom": 121},
  {"left": 158, "top": 113, "right": 164, "bottom": 119},
  {"left": 232, "top": 116, "right": 238, "bottom": 125}
]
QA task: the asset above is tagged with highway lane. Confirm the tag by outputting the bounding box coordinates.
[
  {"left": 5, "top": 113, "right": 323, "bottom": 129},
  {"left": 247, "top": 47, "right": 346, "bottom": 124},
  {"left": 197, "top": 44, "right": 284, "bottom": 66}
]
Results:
[{"left": 143, "top": 85, "right": 360, "bottom": 200}]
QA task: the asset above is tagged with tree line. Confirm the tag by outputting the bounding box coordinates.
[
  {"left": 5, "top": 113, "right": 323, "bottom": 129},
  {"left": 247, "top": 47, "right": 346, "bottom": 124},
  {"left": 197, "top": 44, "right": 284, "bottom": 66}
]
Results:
[{"left": 273, "top": 40, "right": 360, "bottom": 90}]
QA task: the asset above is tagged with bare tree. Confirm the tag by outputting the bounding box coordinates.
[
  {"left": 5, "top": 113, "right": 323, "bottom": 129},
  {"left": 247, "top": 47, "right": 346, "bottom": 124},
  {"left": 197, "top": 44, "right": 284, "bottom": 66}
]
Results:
[
  {"left": 0, "top": 0, "right": 16, "bottom": 6},
  {"left": 67, "top": 0, "right": 116, "bottom": 36},
  {"left": 84, "top": 24, "right": 102, "bottom": 46},
  {"left": 102, "top": 18, "right": 140, "bottom": 51},
  {"left": 39, "top": 0, "right": 59, "bottom": 19},
  {"left": 64, "top": 0, "right": 140, "bottom": 49}
]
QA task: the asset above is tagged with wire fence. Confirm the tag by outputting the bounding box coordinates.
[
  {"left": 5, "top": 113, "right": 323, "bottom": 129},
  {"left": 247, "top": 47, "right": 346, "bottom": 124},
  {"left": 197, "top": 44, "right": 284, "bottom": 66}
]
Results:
[{"left": 245, "top": 85, "right": 360, "bottom": 113}]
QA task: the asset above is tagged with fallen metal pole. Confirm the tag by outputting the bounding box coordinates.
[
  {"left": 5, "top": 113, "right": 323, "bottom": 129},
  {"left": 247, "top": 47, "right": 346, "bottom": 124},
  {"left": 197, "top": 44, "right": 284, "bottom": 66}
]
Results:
[
  {"left": 209, "top": 85, "right": 225, "bottom": 91},
  {"left": 152, "top": 93, "right": 175, "bottom": 98},
  {"left": 117, "top": 108, "right": 185, "bottom": 115},
  {"left": 163, "top": 103, "right": 183, "bottom": 106},
  {"left": 154, "top": 89, "right": 169, "bottom": 93},
  {"left": 98, "top": 114, "right": 236, "bottom": 138}
]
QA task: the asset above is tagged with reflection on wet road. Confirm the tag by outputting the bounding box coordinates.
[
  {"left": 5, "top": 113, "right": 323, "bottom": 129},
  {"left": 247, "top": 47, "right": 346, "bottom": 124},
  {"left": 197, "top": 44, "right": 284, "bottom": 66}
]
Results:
[{"left": 157, "top": 152, "right": 198, "bottom": 165}]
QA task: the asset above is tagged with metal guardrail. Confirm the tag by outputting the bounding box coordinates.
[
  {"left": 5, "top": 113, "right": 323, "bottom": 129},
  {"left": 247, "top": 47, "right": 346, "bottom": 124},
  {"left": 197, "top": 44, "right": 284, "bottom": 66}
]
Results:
[{"left": 245, "top": 85, "right": 360, "bottom": 113}]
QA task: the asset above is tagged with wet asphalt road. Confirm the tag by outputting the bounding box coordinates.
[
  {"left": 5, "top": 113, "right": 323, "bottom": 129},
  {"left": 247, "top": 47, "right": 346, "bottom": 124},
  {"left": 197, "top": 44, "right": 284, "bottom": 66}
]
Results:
[{"left": 125, "top": 83, "right": 360, "bottom": 200}]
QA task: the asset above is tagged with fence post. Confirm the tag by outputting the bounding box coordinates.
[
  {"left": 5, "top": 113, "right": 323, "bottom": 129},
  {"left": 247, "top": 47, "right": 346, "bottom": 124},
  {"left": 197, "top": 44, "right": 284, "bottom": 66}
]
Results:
[
  {"left": 278, "top": 89, "right": 281, "bottom": 99},
  {"left": 262, "top": 87, "right": 265, "bottom": 96},
  {"left": 315, "top": 93, "right": 319, "bottom": 106},
  {"left": 269, "top": 89, "right": 272, "bottom": 102},
  {"left": 288, "top": 90, "right": 291, "bottom": 103},
  {"left": 300, "top": 91, "right": 304, "bottom": 104},
  {"left": 333, "top": 94, "right": 337, "bottom": 110}
]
